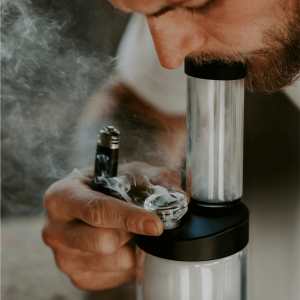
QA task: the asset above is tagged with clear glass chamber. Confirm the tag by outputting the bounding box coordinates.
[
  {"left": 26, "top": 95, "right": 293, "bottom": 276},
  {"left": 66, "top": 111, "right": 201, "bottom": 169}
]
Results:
[
  {"left": 136, "top": 246, "right": 248, "bottom": 300},
  {"left": 186, "top": 77, "right": 245, "bottom": 205}
]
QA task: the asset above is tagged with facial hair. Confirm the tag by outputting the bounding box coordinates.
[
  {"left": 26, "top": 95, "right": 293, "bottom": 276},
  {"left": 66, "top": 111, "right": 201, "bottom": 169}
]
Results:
[{"left": 189, "top": 7, "right": 300, "bottom": 93}]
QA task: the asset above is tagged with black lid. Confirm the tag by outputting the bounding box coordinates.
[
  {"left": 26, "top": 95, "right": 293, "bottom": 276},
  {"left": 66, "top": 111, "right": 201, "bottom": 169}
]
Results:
[
  {"left": 135, "top": 201, "right": 249, "bottom": 261},
  {"left": 184, "top": 58, "right": 247, "bottom": 80}
]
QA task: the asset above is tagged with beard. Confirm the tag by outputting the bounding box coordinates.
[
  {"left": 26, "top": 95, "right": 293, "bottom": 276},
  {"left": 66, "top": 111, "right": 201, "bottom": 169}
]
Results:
[{"left": 189, "top": 7, "right": 300, "bottom": 93}]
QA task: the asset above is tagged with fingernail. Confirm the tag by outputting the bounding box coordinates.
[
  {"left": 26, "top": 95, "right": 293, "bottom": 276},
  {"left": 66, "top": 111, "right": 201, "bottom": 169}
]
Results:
[{"left": 140, "top": 219, "right": 158, "bottom": 236}]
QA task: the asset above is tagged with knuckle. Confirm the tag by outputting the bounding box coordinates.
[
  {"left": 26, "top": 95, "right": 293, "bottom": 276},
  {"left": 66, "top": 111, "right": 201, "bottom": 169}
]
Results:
[
  {"left": 118, "top": 250, "right": 135, "bottom": 271},
  {"left": 44, "top": 177, "right": 73, "bottom": 212},
  {"left": 70, "top": 275, "right": 87, "bottom": 290},
  {"left": 158, "top": 167, "right": 180, "bottom": 185},
  {"left": 95, "top": 230, "right": 117, "bottom": 255},
  {"left": 42, "top": 225, "right": 58, "bottom": 248},
  {"left": 83, "top": 199, "right": 105, "bottom": 226},
  {"left": 55, "top": 251, "right": 80, "bottom": 276},
  {"left": 43, "top": 182, "right": 61, "bottom": 212},
  {"left": 70, "top": 272, "right": 95, "bottom": 290},
  {"left": 43, "top": 190, "right": 55, "bottom": 212},
  {"left": 160, "top": 167, "right": 178, "bottom": 177},
  {"left": 122, "top": 208, "right": 138, "bottom": 232},
  {"left": 55, "top": 253, "right": 70, "bottom": 274}
]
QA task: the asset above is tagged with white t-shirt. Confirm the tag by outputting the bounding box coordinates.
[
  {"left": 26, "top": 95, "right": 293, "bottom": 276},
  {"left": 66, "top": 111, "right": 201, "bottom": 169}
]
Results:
[
  {"left": 116, "top": 13, "right": 186, "bottom": 114},
  {"left": 116, "top": 13, "right": 300, "bottom": 300}
]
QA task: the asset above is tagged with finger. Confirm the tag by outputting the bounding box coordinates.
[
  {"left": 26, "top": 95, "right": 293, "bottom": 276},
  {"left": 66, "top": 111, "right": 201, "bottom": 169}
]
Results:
[
  {"left": 169, "top": 186, "right": 191, "bottom": 204},
  {"left": 79, "top": 241, "right": 135, "bottom": 272},
  {"left": 136, "top": 246, "right": 147, "bottom": 284},
  {"left": 118, "top": 162, "right": 168, "bottom": 190},
  {"left": 119, "top": 162, "right": 190, "bottom": 203},
  {"left": 56, "top": 241, "right": 135, "bottom": 273},
  {"left": 70, "top": 269, "right": 135, "bottom": 291},
  {"left": 119, "top": 162, "right": 182, "bottom": 190},
  {"left": 46, "top": 177, "right": 163, "bottom": 236},
  {"left": 145, "top": 167, "right": 190, "bottom": 204},
  {"left": 61, "top": 220, "right": 134, "bottom": 255}
]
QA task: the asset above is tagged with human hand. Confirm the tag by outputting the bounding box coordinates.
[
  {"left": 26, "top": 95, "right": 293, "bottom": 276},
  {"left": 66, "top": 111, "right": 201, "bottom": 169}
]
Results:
[{"left": 42, "top": 163, "right": 188, "bottom": 290}]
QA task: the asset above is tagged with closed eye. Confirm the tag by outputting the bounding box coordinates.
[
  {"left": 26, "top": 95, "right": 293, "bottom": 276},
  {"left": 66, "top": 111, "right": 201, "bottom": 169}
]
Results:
[
  {"left": 186, "top": 0, "right": 220, "bottom": 14},
  {"left": 151, "top": 6, "right": 177, "bottom": 17},
  {"left": 149, "top": 0, "right": 220, "bottom": 17}
]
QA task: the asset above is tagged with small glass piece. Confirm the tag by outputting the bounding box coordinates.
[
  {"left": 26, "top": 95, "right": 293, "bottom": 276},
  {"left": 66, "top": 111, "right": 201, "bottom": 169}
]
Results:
[{"left": 144, "top": 192, "right": 188, "bottom": 229}]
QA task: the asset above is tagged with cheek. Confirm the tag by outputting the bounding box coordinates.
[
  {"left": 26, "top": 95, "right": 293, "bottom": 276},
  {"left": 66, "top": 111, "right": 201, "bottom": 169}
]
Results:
[{"left": 201, "top": 0, "right": 279, "bottom": 50}]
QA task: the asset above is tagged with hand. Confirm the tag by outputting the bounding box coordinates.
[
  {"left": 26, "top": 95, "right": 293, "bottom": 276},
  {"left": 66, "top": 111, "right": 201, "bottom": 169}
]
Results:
[{"left": 42, "top": 162, "right": 189, "bottom": 290}]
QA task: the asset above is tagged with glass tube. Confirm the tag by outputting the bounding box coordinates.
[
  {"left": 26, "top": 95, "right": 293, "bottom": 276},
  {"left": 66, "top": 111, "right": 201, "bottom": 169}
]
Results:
[
  {"left": 136, "top": 246, "right": 248, "bottom": 300},
  {"left": 186, "top": 77, "right": 244, "bottom": 205}
]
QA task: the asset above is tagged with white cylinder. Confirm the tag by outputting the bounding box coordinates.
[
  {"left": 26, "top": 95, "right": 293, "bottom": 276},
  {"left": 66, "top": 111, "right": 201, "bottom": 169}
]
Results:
[{"left": 136, "top": 246, "right": 248, "bottom": 300}]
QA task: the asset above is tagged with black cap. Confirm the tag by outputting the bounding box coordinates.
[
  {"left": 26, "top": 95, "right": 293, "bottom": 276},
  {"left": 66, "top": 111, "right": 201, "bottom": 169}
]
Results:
[
  {"left": 135, "top": 201, "right": 249, "bottom": 261},
  {"left": 184, "top": 58, "right": 247, "bottom": 80}
]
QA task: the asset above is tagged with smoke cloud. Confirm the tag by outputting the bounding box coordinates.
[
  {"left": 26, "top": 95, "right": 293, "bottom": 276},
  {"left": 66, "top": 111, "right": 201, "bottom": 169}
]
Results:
[
  {"left": 1, "top": 0, "right": 113, "bottom": 215},
  {"left": 94, "top": 154, "right": 178, "bottom": 208}
]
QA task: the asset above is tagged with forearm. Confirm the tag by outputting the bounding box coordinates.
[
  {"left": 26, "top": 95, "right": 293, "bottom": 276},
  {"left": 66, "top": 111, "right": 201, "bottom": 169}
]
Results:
[
  {"left": 71, "top": 80, "right": 118, "bottom": 168},
  {"left": 72, "top": 80, "right": 187, "bottom": 172}
]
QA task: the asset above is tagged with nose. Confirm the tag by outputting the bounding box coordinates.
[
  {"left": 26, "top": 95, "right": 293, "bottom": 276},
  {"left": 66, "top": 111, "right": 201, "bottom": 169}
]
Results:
[{"left": 147, "top": 14, "right": 206, "bottom": 69}]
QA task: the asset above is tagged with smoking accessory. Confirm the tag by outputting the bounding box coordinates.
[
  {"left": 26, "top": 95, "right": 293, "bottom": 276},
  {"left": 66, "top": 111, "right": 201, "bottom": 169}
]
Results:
[
  {"left": 93, "top": 126, "right": 120, "bottom": 193},
  {"left": 135, "top": 59, "right": 249, "bottom": 300}
]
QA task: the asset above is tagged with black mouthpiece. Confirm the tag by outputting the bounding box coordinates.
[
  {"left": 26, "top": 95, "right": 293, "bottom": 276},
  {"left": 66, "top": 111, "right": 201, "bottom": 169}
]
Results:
[{"left": 184, "top": 58, "right": 247, "bottom": 80}]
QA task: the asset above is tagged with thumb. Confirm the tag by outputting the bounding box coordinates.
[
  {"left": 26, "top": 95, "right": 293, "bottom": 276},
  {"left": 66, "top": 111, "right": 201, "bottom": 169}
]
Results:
[{"left": 66, "top": 188, "right": 164, "bottom": 236}]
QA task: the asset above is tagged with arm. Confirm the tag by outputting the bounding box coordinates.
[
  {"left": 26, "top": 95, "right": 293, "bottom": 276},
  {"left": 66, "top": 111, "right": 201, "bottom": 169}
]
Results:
[
  {"left": 73, "top": 80, "right": 186, "bottom": 171},
  {"left": 43, "top": 82, "right": 188, "bottom": 290}
]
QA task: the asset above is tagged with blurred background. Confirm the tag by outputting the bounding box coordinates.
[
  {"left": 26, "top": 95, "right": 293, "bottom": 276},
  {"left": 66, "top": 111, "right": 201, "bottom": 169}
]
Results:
[
  {"left": 1, "top": 0, "right": 129, "bottom": 218},
  {"left": 1, "top": 0, "right": 134, "bottom": 299},
  {"left": 1, "top": 0, "right": 299, "bottom": 300}
]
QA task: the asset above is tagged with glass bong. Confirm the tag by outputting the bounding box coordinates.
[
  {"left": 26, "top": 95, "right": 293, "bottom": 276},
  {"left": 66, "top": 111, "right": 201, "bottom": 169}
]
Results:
[{"left": 135, "top": 59, "right": 249, "bottom": 300}]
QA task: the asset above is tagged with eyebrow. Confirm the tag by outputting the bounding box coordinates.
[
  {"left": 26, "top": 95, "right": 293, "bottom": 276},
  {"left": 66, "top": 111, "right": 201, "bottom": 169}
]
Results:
[{"left": 149, "top": 0, "right": 217, "bottom": 17}]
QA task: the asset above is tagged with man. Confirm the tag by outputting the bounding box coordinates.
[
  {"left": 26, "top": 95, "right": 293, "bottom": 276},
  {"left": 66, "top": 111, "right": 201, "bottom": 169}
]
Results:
[{"left": 43, "top": 0, "right": 300, "bottom": 298}]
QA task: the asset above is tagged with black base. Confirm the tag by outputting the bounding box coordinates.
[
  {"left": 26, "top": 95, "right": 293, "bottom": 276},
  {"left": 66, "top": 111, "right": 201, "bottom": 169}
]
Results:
[{"left": 135, "top": 200, "right": 249, "bottom": 262}]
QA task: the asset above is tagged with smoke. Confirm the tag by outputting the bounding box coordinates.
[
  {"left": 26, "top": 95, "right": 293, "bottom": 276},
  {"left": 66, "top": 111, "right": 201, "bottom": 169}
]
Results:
[
  {"left": 1, "top": 0, "right": 113, "bottom": 215},
  {"left": 94, "top": 154, "right": 176, "bottom": 208},
  {"left": 143, "top": 176, "right": 177, "bottom": 205}
]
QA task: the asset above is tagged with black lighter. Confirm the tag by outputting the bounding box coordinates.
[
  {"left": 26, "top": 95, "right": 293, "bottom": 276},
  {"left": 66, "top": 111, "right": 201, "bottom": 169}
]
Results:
[{"left": 93, "top": 126, "right": 120, "bottom": 194}]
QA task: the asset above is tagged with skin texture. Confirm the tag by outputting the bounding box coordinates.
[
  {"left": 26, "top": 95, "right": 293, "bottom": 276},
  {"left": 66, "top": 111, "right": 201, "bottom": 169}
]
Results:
[
  {"left": 80, "top": 82, "right": 187, "bottom": 172},
  {"left": 43, "top": 163, "right": 189, "bottom": 290},
  {"left": 44, "top": 0, "right": 300, "bottom": 291},
  {"left": 109, "top": 0, "right": 292, "bottom": 68},
  {"left": 109, "top": 0, "right": 300, "bottom": 92}
]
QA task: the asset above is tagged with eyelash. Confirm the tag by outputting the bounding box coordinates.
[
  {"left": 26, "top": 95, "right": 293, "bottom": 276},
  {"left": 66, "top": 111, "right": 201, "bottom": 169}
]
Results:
[
  {"left": 186, "top": 0, "right": 219, "bottom": 15},
  {"left": 186, "top": 7, "right": 207, "bottom": 14}
]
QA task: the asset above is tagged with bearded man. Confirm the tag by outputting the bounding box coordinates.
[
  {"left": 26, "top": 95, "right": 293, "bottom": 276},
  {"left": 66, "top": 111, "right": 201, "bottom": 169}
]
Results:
[{"left": 42, "top": 0, "right": 300, "bottom": 299}]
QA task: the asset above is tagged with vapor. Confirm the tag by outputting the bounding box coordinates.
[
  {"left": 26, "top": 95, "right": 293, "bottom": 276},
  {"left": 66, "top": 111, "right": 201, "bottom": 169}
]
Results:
[
  {"left": 1, "top": 0, "right": 113, "bottom": 215},
  {"left": 94, "top": 155, "right": 176, "bottom": 208}
]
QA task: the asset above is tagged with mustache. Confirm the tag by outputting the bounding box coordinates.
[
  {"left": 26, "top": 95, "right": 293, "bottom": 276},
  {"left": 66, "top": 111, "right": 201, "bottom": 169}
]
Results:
[{"left": 188, "top": 15, "right": 300, "bottom": 93}]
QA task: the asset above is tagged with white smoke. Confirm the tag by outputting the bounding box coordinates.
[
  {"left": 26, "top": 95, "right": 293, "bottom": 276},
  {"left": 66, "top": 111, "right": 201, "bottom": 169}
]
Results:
[
  {"left": 1, "top": 0, "right": 113, "bottom": 215},
  {"left": 94, "top": 154, "right": 176, "bottom": 208}
]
